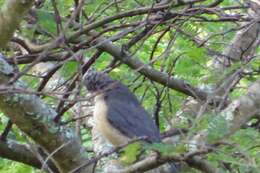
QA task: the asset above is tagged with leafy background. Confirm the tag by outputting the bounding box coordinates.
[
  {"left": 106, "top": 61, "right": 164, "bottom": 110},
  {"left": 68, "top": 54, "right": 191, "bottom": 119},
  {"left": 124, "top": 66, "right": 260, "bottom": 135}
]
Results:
[{"left": 0, "top": 0, "right": 259, "bottom": 172}]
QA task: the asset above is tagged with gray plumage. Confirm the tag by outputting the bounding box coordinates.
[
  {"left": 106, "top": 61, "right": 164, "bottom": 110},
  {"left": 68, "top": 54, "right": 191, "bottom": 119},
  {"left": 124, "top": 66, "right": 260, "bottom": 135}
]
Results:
[
  {"left": 105, "top": 83, "right": 161, "bottom": 142},
  {"left": 83, "top": 70, "right": 160, "bottom": 143},
  {"left": 83, "top": 69, "right": 114, "bottom": 92},
  {"left": 83, "top": 70, "right": 180, "bottom": 173}
]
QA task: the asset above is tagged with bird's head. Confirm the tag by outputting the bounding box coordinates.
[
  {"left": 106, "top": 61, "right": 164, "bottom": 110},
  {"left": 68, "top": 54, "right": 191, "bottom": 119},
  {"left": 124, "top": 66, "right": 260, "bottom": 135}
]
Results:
[{"left": 83, "top": 69, "right": 115, "bottom": 92}]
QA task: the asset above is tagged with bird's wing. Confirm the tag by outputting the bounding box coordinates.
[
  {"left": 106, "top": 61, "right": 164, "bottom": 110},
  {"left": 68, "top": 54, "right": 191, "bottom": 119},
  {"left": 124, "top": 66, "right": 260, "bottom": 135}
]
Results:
[{"left": 105, "top": 85, "right": 160, "bottom": 143}]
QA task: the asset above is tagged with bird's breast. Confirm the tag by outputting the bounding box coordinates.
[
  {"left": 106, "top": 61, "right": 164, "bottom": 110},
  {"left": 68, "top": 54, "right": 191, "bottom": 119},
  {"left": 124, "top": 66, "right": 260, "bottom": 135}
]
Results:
[{"left": 94, "top": 94, "right": 130, "bottom": 146}]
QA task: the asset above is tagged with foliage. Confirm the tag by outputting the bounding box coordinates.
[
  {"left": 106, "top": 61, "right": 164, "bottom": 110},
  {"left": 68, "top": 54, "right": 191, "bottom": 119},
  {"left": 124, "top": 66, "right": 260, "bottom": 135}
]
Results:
[
  {"left": 119, "top": 142, "right": 142, "bottom": 165},
  {"left": 0, "top": 0, "right": 259, "bottom": 172},
  {"left": 0, "top": 159, "right": 40, "bottom": 173}
]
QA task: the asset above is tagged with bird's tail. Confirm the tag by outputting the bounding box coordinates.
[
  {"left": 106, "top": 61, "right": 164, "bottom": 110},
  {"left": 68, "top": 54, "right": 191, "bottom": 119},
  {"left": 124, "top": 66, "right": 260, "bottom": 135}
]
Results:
[{"left": 169, "top": 162, "right": 181, "bottom": 173}]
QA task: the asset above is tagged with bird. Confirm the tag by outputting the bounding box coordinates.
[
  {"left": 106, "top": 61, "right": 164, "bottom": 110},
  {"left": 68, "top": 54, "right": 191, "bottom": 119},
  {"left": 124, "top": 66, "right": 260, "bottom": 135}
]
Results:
[{"left": 83, "top": 69, "right": 179, "bottom": 172}]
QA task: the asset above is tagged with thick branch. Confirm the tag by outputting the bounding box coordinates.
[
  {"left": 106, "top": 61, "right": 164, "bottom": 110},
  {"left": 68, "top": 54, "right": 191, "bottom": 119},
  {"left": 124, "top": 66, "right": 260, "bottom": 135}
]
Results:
[
  {"left": 0, "top": 54, "right": 93, "bottom": 173},
  {"left": 114, "top": 153, "right": 219, "bottom": 173},
  {"left": 192, "top": 80, "right": 260, "bottom": 153},
  {"left": 0, "top": 0, "right": 34, "bottom": 48},
  {"left": 0, "top": 139, "right": 58, "bottom": 172},
  {"left": 213, "top": 1, "right": 260, "bottom": 95},
  {"left": 89, "top": 31, "right": 208, "bottom": 100},
  {"left": 223, "top": 80, "right": 260, "bottom": 134},
  {"left": 186, "top": 157, "right": 220, "bottom": 173},
  {"left": 214, "top": 20, "right": 260, "bottom": 71}
]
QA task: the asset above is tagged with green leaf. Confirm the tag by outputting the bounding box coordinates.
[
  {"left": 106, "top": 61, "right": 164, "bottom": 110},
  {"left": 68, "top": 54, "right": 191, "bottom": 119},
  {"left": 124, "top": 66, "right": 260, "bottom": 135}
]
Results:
[
  {"left": 120, "top": 142, "right": 142, "bottom": 165},
  {"left": 60, "top": 61, "right": 79, "bottom": 79},
  {"left": 207, "top": 115, "right": 230, "bottom": 143},
  {"left": 36, "top": 10, "right": 57, "bottom": 34},
  {"left": 145, "top": 143, "right": 186, "bottom": 155}
]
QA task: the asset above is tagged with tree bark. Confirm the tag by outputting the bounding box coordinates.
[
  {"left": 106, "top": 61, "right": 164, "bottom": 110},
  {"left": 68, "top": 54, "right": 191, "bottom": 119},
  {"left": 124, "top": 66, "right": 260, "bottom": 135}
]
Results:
[
  {"left": 0, "top": 0, "right": 34, "bottom": 48},
  {"left": 0, "top": 139, "right": 59, "bottom": 172},
  {"left": 0, "top": 54, "right": 94, "bottom": 173}
]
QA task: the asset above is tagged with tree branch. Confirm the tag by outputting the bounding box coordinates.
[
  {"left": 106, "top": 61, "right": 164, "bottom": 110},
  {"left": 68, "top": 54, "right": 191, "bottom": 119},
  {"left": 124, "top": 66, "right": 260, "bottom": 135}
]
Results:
[
  {"left": 186, "top": 157, "right": 220, "bottom": 173},
  {"left": 114, "top": 151, "right": 220, "bottom": 173},
  {"left": 223, "top": 80, "right": 260, "bottom": 135},
  {"left": 0, "top": 0, "right": 34, "bottom": 48},
  {"left": 89, "top": 31, "right": 208, "bottom": 100},
  {"left": 0, "top": 139, "right": 58, "bottom": 172},
  {"left": 0, "top": 54, "right": 93, "bottom": 173}
]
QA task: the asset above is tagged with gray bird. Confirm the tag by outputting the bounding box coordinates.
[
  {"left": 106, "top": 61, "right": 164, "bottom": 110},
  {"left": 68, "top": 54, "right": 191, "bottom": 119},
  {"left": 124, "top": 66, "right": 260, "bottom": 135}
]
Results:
[{"left": 83, "top": 70, "right": 179, "bottom": 172}]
